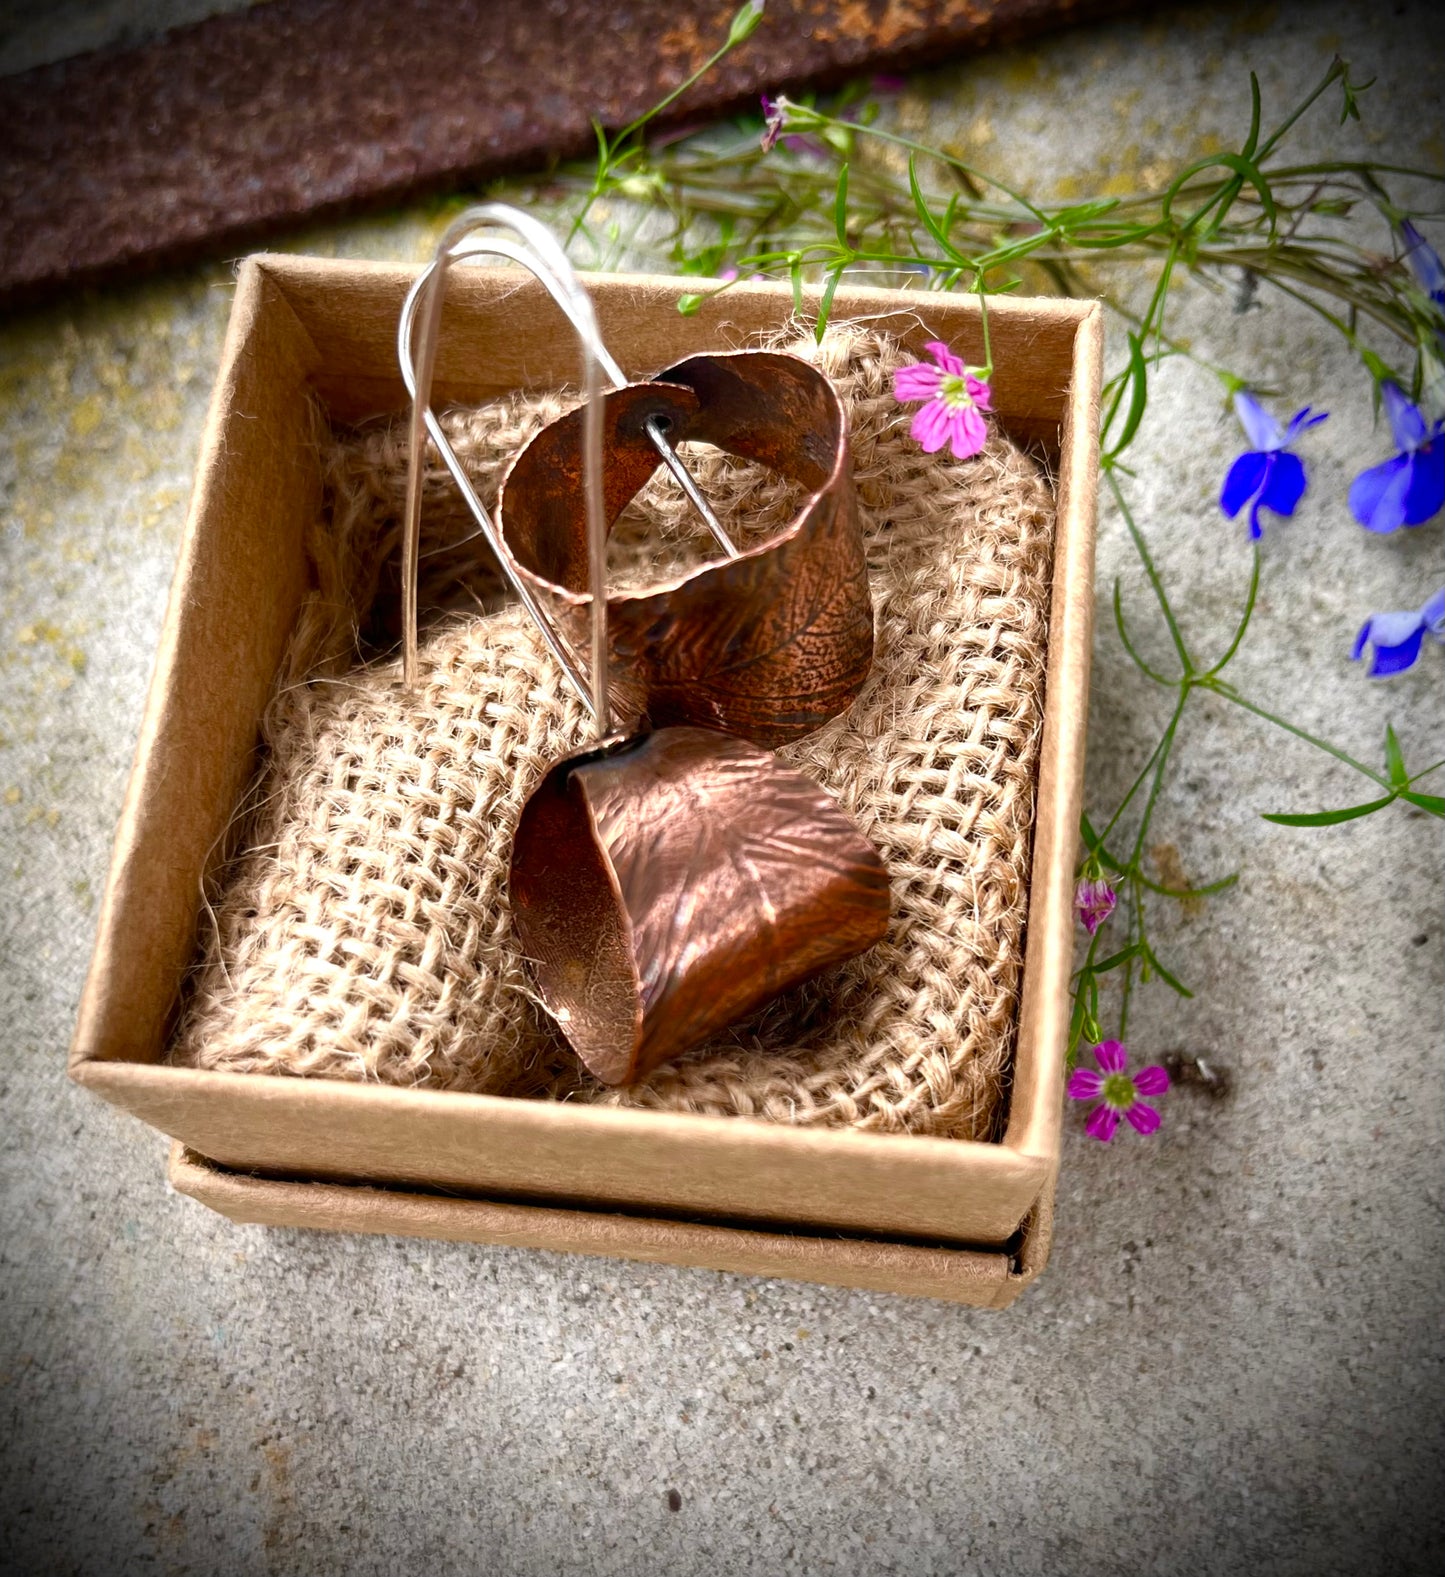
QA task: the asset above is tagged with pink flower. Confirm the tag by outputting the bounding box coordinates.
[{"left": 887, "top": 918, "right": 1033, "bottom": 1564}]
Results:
[
  {"left": 760, "top": 94, "right": 786, "bottom": 152},
  {"left": 1067, "top": 1041, "right": 1169, "bottom": 1142},
  {"left": 1074, "top": 877, "right": 1117, "bottom": 935},
  {"left": 892, "top": 340, "right": 992, "bottom": 459}
]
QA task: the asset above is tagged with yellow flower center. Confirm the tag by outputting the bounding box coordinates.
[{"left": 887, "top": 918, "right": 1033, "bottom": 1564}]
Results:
[
  {"left": 938, "top": 373, "right": 975, "bottom": 411},
  {"left": 1102, "top": 1072, "right": 1137, "bottom": 1109}
]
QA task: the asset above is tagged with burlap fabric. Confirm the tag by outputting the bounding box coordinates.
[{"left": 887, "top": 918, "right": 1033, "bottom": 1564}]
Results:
[{"left": 175, "top": 322, "right": 1055, "bottom": 1140}]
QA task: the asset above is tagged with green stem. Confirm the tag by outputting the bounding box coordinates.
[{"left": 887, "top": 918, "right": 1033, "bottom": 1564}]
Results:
[
  {"left": 975, "top": 275, "right": 993, "bottom": 378},
  {"left": 1202, "top": 681, "right": 1390, "bottom": 789},
  {"left": 794, "top": 109, "right": 1051, "bottom": 224},
  {"left": 1092, "top": 711, "right": 1181, "bottom": 853},
  {"left": 1105, "top": 470, "right": 1195, "bottom": 676},
  {"left": 1205, "top": 544, "right": 1262, "bottom": 677},
  {"left": 1255, "top": 57, "right": 1345, "bottom": 161},
  {"left": 1129, "top": 692, "right": 1190, "bottom": 866}
]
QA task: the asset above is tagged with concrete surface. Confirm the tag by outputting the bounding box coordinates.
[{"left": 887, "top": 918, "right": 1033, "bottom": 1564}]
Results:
[{"left": 2, "top": 2, "right": 1443, "bottom": 1574}]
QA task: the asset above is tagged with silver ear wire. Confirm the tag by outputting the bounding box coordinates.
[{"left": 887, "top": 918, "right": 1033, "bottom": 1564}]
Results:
[
  {"left": 398, "top": 205, "right": 610, "bottom": 733},
  {"left": 397, "top": 203, "right": 736, "bottom": 733}
]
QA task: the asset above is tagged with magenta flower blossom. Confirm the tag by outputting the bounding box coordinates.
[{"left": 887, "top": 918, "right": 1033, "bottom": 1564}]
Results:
[
  {"left": 1074, "top": 877, "right": 1117, "bottom": 935},
  {"left": 1068, "top": 1041, "right": 1169, "bottom": 1142},
  {"left": 893, "top": 340, "right": 993, "bottom": 460},
  {"left": 759, "top": 95, "right": 827, "bottom": 158},
  {"left": 760, "top": 94, "right": 785, "bottom": 152},
  {"left": 1352, "top": 585, "right": 1445, "bottom": 676}
]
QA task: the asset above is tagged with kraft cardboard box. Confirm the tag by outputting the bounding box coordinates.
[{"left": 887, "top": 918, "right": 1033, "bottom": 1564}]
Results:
[{"left": 70, "top": 258, "right": 1102, "bottom": 1306}]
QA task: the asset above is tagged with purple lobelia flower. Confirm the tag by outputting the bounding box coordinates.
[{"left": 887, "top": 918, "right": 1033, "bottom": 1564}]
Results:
[
  {"left": 1399, "top": 219, "right": 1445, "bottom": 306},
  {"left": 1349, "top": 383, "right": 1445, "bottom": 533},
  {"left": 1074, "top": 877, "right": 1117, "bottom": 935},
  {"left": 1219, "top": 391, "right": 1327, "bottom": 540},
  {"left": 1352, "top": 585, "right": 1445, "bottom": 676},
  {"left": 1399, "top": 222, "right": 1445, "bottom": 417},
  {"left": 1068, "top": 1041, "right": 1169, "bottom": 1142},
  {"left": 892, "top": 340, "right": 992, "bottom": 459}
]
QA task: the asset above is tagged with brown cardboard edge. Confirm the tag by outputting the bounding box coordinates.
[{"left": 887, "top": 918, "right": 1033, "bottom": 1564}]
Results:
[
  {"left": 78, "top": 1060, "right": 1050, "bottom": 1246},
  {"left": 1003, "top": 302, "right": 1104, "bottom": 1161},
  {"left": 167, "top": 1144, "right": 1044, "bottom": 1309},
  {"left": 255, "top": 255, "right": 1092, "bottom": 435},
  {"left": 69, "top": 259, "right": 323, "bottom": 1070}
]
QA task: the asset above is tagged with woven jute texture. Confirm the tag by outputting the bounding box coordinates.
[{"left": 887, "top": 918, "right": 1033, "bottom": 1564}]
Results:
[{"left": 175, "top": 321, "right": 1056, "bottom": 1140}]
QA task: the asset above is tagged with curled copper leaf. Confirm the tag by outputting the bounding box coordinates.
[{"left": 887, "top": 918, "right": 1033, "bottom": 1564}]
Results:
[
  {"left": 497, "top": 351, "right": 874, "bottom": 747},
  {"left": 510, "top": 726, "right": 890, "bottom": 1085}
]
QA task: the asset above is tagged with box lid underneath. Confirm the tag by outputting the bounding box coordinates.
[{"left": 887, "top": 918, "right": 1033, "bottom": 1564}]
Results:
[{"left": 168, "top": 1145, "right": 1054, "bottom": 1309}]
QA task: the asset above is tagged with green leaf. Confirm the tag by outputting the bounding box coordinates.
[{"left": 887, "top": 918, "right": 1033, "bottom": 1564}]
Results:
[
  {"left": 1242, "top": 71, "right": 1263, "bottom": 158},
  {"left": 1163, "top": 152, "right": 1278, "bottom": 237},
  {"left": 941, "top": 192, "right": 960, "bottom": 238},
  {"left": 833, "top": 163, "right": 850, "bottom": 247},
  {"left": 1092, "top": 944, "right": 1139, "bottom": 974},
  {"left": 790, "top": 258, "right": 804, "bottom": 316},
  {"left": 1261, "top": 793, "right": 1397, "bottom": 826},
  {"left": 1205, "top": 543, "right": 1261, "bottom": 678},
  {"left": 1400, "top": 790, "right": 1445, "bottom": 817},
  {"left": 816, "top": 267, "right": 843, "bottom": 341},
  {"left": 1104, "top": 331, "right": 1149, "bottom": 459},
  {"left": 677, "top": 294, "right": 703, "bottom": 316},
  {"left": 1339, "top": 60, "right": 1375, "bottom": 123},
  {"left": 1138, "top": 870, "right": 1239, "bottom": 900},
  {"left": 1113, "top": 578, "right": 1173, "bottom": 684},
  {"left": 1067, "top": 989, "right": 1090, "bottom": 1058},
  {"left": 1360, "top": 348, "right": 1397, "bottom": 387},
  {"left": 1050, "top": 198, "right": 1121, "bottom": 226},
  {"left": 908, "top": 153, "right": 963, "bottom": 262},
  {"left": 1080, "top": 813, "right": 1127, "bottom": 873},
  {"left": 1384, "top": 723, "right": 1407, "bottom": 788},
  {"left": 1142, "top": 944, "right": 1194, "bottom": 999}
]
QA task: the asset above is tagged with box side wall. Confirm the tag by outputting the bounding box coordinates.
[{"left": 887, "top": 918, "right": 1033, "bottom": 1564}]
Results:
[
  {"left": 168, "top": 1147, "right": 1025, "bottom": 1309},
  {"left": 80, "top": 1061, "right": 1050, "bottom": 1246},
  {"left": 262, "top": 258, "right": 1082, "bottom": 449},
  {"left": 71, "top": 263, "right": 323, "bottom": 1068},
  {"left": 1004, "top": 305, "right": 1104, "bottom": 1160}
]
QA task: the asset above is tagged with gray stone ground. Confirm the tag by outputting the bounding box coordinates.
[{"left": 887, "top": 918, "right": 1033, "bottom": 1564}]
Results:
[{"left": 2, "top": 2, "right": 1443, "bottom": 1574}]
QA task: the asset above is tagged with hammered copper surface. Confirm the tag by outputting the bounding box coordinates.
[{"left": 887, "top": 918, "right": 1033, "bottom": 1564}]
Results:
[
  {"left": 509, "top": 726, "right": 891, "bottom": 1086},
  {"left": 497, "top": 351, "right": 873, "bottom": 747}
]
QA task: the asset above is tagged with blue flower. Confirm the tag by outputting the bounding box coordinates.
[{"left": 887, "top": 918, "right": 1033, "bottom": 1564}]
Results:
[
  {"left": 1220, "top": 391, "right": 1327, "bottom": 540},
  {"left": 1399, "top": 219, "right": 1445, "bottom": 306},
  {"left": 1352, "top": 586, "right": 1445, "bottom": 677},
  {"left": 1347, "top": 383, "right": 1445, "bottom": 534},
  {"left": 1398, "top": 222, "right": 1445, "bottom": 420}
]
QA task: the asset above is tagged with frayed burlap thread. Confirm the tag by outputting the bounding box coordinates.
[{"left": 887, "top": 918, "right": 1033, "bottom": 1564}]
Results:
[{"left": 175, "top": 321, "right": 1054, "bottom": 1139}]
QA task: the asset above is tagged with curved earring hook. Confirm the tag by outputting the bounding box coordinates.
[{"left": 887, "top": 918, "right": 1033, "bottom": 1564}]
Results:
[
  {"left": 397, "top": 204, "right": 737, "bottom": 726},
  {"left": 398, "top": 204, "right": 610, "bottom": 734},
  {"left": 418, "top": 209, "right": 735, "bottom": 566}
]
